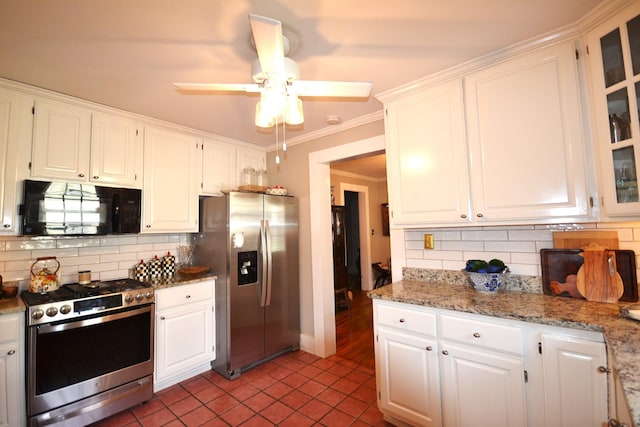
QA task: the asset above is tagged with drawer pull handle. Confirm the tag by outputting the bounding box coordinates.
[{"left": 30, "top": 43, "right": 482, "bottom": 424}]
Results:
[
  {"left": 398, "top": 318, "right": 405, "bottom": 323},
  {"left": 473, "top": 332, "right": 481, "bottom": 338},
  {"left": 442, "top": 350, "right": 449, "bottom": 355},
  {"left": 598, "top": 366, "right": 610, "bottom": 374},
  {"left": 7, "top": 350, "right": 15, "bottom": 356},
  {"left": 426, "top": 346, "right": 432, "bottom": 351},
  {"left": 3, "top": 223, "right": 10, "bottom": 228}
]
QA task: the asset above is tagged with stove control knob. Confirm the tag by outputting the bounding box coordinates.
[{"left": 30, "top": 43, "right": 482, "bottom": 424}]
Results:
[
  {"left": 32, "top": 309, "right": 44, "bottom": 320},
  {"left": 46, "top": 307, "right": 58, "bottom": 317},
  {"left": 60, "top": 305, "right": 72, "bottom": 315},
  {"left": 145, "top": 291, "right": 153, "bottom": 300},
  {"left": 135, "top": 293, "right": 144, "bottom": 302},
  {"left": 125, "top": 294, "right": 134, "bottom": 304}
]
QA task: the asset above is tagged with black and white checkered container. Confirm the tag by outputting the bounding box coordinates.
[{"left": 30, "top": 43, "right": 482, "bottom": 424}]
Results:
[{"left": 162, "top": 251, "right": 176, "bottom": 278}]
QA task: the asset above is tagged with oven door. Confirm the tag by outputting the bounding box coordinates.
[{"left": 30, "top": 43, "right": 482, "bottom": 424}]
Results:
[{"left": 27, "top": 304, "right": 154, "bottom": 416}]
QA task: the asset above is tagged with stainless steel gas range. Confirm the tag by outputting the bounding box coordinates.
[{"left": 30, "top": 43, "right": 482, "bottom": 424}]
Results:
[{"left": 21, "top": 278, "right": 155, "bottom": 427}]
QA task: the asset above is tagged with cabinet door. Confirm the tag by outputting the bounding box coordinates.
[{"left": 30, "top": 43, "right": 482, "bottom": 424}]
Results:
[
  {"left": 155, "top": 300, "right": 214, "bottom": 383},
  {"left": 376, "top": 327, "right": 442, "bottom": 427},
  {"left": 540, "top": 333, "right": 608, "bottom": 427},
  {"left": 440, "top": 342, "right": 527, "bottom": 427},
  {"left": 0, "top": 88, "right": 32, "bottom": 234},
  {"left": 31, "top": 98, "right": 91, "bottom": 181},
  {"left": 586, "top": 2, "right": 640, "bottom": 216},
  {"left": 91, "top": 112, "right": 142, "bottom": 188},
  {"left": 465, "top": 41, "right": 590, "bottom": 222},
  {"left": 0, "top": 342, "right": 19, "bottom": 427},
  {"left": 143, "top": 126, "right": 200, "bottom": 232},
  {"left": 201, "top": 138, "right": 237, "bottom": 195},
  {"left": 385, "top": 79, "right": 471, "bottom": 225}
]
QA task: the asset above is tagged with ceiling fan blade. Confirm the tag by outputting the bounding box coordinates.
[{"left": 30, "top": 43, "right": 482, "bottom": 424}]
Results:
[
  {"left": 173, "top": 83, "right": 261, "bottom": 93},
  {"left": 249, "top": 14, "right": 285, "bottom": 77},
  {"left": 292, "top": 80, "right": 373, "bottom": 98}
]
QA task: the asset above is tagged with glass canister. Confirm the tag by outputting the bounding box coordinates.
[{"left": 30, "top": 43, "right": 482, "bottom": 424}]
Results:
[
  {"left": 257, "top": 169, "right": 268, "bottom": 190},
  {"left": 241, "top": 167, "right": 257, "bottom": 187}
]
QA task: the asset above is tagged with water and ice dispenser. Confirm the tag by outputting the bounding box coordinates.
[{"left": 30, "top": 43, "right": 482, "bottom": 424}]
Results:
[{"left": 238, "top": 251, "right": 258, "bottom": 285}]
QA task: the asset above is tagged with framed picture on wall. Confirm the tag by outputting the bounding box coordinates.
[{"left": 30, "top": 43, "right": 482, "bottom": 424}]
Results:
[{"left": 381, "top": 203, "right": 389, "bottom": 236}]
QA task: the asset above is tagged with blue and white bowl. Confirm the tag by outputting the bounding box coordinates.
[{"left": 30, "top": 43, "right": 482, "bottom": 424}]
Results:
[{"left": 466, "top": 271, "right": 509, "bottom": 293}]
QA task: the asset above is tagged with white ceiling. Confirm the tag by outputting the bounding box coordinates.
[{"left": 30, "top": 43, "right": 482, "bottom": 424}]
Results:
[{"left": 0, "top": 0, "right": 605, "bottom": 150}]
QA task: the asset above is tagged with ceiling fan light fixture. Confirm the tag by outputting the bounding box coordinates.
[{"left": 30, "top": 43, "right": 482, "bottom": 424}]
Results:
[{"left": 285, "top": 94, "right": 304, "bottom": 125}]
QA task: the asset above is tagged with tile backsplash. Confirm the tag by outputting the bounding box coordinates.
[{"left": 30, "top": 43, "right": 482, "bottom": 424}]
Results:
[
  {"left": 403, "top": 222, "right": 640, "bottom": 277},
  {"left": 0, "top": 233, "right": 190, "bottom": 288}
]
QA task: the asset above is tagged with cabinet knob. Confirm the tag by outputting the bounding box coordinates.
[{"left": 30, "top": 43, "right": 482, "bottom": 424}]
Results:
[
  {"left": 78, "top": 173, "right": 85, "bottom": 178},
  {"left": 160, "top": 316, "right": 165, "bottom": 320},
  {"left": 442, "top": 350, "right": 449, "bottom": 355},
  {"left": 7, "top": 350, "right": 15, "bottom": 356},
  {"left": 185, "top": 295, "right": 191, "bottom": 299},
  {"left": 476, "top": 213, "right": 484, "bottom": 218},
  {"left": 473, "top": 332, "right": 481, "bottom": 338},
  {"left": 398, "top": 318, "right": 405, "bottom": 323},
  {"left": 460, "top": 214, "right": 467, "bottom": 219},
  {"left": 426, "top": 346, "right": 432, "bottom": 351},
  {"left": 3, "top": 223, "right": 10, "bottom": 228},
  {"left": 146, "top": 225, "right": 151, "bottom": 228},
  {"left": 598, "top": 366, "right": 611, "bottom": 374},
  {"left": 93, "top": 175, "right": 99, "bottom": 179}
]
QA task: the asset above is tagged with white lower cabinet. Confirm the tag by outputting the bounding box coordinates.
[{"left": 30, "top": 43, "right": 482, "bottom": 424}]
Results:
[
  {"left": 0, "top": 313, "right": 25, "bottom": 427},
  {"left": 374, "top": 301, "right": 442, "bottom": 426},
  {"left": 154, "top": 280, "right": 215, "bottom": 392},
  {"left": 539, "top": 332, "right": 608, "bottom": 427},
  {"left": 373, "top": 300, "right": 609, "bottom": 427}
]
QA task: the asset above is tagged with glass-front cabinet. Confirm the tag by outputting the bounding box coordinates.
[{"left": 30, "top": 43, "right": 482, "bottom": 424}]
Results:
[{"left": 587, "top": 2, "right": 640, "bottom": 216}]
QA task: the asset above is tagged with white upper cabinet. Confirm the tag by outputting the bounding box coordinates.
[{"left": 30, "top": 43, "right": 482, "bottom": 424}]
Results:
[
  {"left": 465, "top": 41, "right": 590, "bottom": 223},
  {"left": 31, "top": 98, "right": 91, "bottom": 182},
  {"left": 585, "top": 1, "right": 640, "bottom": 217},
  {"left": 142, "top": 125, "right": 200, "bottom": 233},
  {"left": 380, "top": 39, "right": 592, "bottom": 227},
  {"left": 201, "top": 138, "right": 237, "bottom": 195},
  {"left": 384, "top": 79, "right": 471, "bottom": 225},
  {"left": 31, "top": 98, "right": 142, "bottom": 187},
  {"left": 90, "top": 112, "right": 142, "bottom": 188},
  {"left": 0, "top": 87, "right": 33, "bottom": 234}
]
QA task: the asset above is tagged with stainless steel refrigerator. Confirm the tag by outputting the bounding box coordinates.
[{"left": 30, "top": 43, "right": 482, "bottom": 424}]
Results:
[{"left": 192, "top": 192, "right": 299, "bottom": 379}]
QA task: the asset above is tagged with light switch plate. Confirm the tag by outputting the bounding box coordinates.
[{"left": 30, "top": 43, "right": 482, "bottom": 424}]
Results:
[{"left": 424, "top": 234, "right": 434, "bottom": 249}]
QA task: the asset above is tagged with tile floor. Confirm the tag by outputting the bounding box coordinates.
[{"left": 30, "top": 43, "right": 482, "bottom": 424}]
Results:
[{"left": 91, "top": 351, "right": 388, "bottom": 427}]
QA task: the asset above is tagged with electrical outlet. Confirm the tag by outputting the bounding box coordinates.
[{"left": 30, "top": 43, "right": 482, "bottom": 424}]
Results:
[{"left": 424, "top": 234, "right": 434, "bottom": 249}]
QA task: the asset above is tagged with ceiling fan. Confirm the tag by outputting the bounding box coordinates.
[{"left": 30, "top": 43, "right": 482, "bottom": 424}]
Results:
[{"left": 173, "top": 14, "right": 373, "bottom": 129}]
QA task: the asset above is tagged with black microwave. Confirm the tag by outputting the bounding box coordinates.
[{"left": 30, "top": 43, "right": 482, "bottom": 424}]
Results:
[{"left": 21, "top": 180, "right": 141, "bottom": 236}]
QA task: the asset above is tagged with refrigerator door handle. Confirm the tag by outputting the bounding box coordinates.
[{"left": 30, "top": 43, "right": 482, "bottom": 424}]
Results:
[
  {"left": 260, "top": 219, "right": 268, "bottom": 307},
  {"left": 265, "top": 219, "right": 273, "bottom": 306}
]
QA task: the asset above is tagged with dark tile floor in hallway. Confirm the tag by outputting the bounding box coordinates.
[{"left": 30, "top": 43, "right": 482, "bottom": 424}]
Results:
[{"left": 91, "top": 350, "right": 386, "bottom": 427}]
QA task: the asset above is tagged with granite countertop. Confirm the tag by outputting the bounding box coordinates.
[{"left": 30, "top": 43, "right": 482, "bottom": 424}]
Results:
[
  {"left": 151, "top": 272, "right": 217, "bottom": 290},
  {"left": 0, "top": 295, "right": 25, "bottom": 314},
  {"left": 369, "top": 280, "right": 640, "bottom": 427}
]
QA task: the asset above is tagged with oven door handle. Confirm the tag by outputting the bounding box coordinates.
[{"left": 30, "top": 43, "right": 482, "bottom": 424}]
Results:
[{"left": 36, "top": 305, "right": 153, "bottom": 335}]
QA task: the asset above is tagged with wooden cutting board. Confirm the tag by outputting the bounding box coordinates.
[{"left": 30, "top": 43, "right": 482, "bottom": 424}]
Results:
[{"left": 552, "top": 230, "right": 619, "bottom": 249}]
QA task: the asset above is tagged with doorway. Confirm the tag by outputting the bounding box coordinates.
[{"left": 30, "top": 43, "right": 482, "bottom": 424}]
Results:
[
  {"left": 308, "top": 135, "right": 386, "bottom": 357},
  {"left": 344, "top": 191, "right": 361, "bottom": 290}
]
